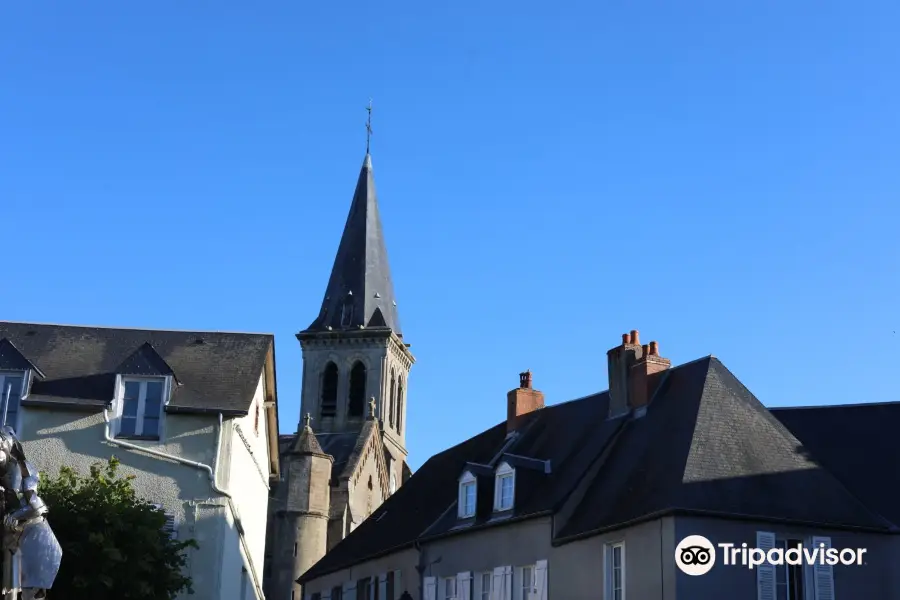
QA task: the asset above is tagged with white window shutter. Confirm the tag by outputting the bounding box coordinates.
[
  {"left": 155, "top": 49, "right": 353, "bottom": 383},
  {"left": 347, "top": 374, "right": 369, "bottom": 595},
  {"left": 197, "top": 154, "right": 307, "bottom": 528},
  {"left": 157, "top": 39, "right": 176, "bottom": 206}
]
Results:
[
  {"left": 424, "top": 576, "right": 437, "bottom": 600},
  {"left": 812, "top": 537, "right": 835, "bottom": 600},
  {"left": 502, "top": 567, "right": 512, "bottom": 600},
  {"left": 756, "top": 531, "right": 776, "bottom": 600},
  {"left": 474, "top": 573, "right": 483, "bottom": 599},
  {"left": 534, "top": 560, "right": 547, "bottom": 600},
  {"left": 393, "top": 570, "right": 402, "bottom": 600},
  {"left": 457, "top": 572, "right": 472, "bottom": 600},
  {"left": 379, "top": 573, "right": 388, "bottom": 600},
  {"left": 490, "top": 567, "right": 505, "bottom": 600}
]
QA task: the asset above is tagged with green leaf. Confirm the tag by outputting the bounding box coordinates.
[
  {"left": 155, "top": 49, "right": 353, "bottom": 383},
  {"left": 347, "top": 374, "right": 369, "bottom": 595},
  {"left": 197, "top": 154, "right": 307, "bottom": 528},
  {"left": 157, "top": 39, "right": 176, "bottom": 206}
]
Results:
[{"left": 39, "top": 457, "right": 197, "bottom": 599}]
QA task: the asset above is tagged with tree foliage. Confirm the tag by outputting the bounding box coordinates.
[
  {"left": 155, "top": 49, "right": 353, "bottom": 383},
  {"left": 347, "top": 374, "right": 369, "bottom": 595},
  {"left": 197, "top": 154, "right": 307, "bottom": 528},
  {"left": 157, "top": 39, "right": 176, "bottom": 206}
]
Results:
[{"left": 38, "top": 456, "right": 198, "bottom": 600}]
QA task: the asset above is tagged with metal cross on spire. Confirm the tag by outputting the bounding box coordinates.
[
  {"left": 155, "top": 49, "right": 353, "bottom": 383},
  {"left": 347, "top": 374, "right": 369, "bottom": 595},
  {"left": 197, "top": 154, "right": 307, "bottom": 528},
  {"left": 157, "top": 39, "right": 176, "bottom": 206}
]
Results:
[
  {"left": 303, "top": 412, "right": 312, "bottom": 430},
  {"left": 365, "top": 98, "right": 373, "bottom": 154}
]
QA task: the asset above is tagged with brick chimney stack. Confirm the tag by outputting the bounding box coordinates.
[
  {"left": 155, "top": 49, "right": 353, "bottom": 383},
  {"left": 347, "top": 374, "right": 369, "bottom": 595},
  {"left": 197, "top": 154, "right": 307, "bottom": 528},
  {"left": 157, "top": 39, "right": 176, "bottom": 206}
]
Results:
[
  {"left": 607, "top": 330, "right": 671, "bottom": 418},
  {"left": 507, "top": 370, "right": 544, "bottom": 432},
  {"left": 630, "top": 340, "right": 671, "bottom": 410}
]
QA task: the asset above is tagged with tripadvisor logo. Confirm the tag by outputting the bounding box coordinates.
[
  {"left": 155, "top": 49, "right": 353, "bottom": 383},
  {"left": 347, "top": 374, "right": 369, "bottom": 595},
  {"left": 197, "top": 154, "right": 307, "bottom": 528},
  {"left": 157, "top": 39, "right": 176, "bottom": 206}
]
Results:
[
  {"left": 675, "top": 535, "right": 868, "bottom": 576},
  {"left": 676, "top": 535, "right": 716, "bottom": 576}
]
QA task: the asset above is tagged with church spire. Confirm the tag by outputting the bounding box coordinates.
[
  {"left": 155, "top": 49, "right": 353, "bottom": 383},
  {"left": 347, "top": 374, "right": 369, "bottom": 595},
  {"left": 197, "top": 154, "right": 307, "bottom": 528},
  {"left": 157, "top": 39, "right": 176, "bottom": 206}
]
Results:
[{"left": 305, "top": 130, "right": 402, "bottom": 334}]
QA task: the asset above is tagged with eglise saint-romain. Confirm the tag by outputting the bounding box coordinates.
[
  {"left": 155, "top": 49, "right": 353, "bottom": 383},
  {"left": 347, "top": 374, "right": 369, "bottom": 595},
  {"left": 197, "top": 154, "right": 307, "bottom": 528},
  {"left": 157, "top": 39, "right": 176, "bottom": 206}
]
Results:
[{"left": 264, "top": 120, "right": 415, "bottom": 600}]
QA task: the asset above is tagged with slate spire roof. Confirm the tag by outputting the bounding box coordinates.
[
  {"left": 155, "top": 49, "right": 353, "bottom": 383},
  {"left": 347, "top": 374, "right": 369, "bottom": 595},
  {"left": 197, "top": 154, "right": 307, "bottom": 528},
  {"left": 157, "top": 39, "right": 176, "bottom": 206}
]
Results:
[
  {"left": 288, "top": 413, "right": 327, "bottom": 455},
  {"left": 305, "top": 153, "right": 402, "bottom": 334}
]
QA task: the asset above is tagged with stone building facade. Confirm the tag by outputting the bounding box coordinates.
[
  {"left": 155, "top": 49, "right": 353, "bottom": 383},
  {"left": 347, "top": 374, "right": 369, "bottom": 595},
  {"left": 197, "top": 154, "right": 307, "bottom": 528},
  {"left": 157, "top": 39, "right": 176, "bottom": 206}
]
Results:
[{"left": 263, "top": 151, "right": 414, "bottom": 600}]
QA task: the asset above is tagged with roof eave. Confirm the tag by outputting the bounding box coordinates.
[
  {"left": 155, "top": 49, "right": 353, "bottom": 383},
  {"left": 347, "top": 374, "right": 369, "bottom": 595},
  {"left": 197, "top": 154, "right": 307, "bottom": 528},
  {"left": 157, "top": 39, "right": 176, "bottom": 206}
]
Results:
[
  {"left": 552, "top": 508, "right": 899, "bottom": 546},
  {"left": 297, "top": 540, "right": 418, "bottom": 584},
  {"left": 263, "top": 341, "right": 281, "bottom": 481}
]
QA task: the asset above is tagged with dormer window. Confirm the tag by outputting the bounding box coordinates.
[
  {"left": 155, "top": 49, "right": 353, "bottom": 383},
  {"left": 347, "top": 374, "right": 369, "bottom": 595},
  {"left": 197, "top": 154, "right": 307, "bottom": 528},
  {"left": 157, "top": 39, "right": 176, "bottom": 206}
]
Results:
[
  {"left": 458, "top": 471, "right": 477, "bottom": 518},
  {"left": 494, "top": 462, "right": 515, "bottom": 512},
  {"left": 114, "top": 376, "right": 170, "bottom": 440},
  {"left": 0, "top": 371, "right": 25, "bottom": 432}
]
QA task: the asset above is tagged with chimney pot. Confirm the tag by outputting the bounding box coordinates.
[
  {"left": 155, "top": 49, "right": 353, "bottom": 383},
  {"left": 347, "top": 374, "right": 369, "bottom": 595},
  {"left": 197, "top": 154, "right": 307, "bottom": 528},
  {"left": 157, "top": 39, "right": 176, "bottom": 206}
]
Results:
[
  {"left": 621, "top": 333, "right": 630, "bottom": 344},
  {"left": 630, "top": 330, "right": 640, "bottom": 345},
  {"left": 642, "top": 344, "right": 649, "bottom": 356},
  {"left": 649, "top": 341, "right": 659, "bottom": 356},
  {"left": 519, "top": 370, "right": 533, "bottom": 389}
]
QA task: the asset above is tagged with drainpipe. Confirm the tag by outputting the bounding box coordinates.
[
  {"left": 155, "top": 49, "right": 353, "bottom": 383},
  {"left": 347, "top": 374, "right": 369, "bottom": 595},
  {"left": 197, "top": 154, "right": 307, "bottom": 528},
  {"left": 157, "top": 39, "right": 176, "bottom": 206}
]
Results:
[{"left": 103, "top": 409, "right": 266, "bottom": 600}]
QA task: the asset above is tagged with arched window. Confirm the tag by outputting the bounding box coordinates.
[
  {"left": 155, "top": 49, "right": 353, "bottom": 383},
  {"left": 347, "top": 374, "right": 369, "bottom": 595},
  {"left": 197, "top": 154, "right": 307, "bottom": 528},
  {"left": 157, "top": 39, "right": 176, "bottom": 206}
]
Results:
[
  {"left": 320, "top": 362, "right": 338, "bottom": 418},
  {"left": 397, "top": 376, "right": 405, "bottom": 434},
  {"left": 348, "top": 361, "right": 366, "bottom": 417},
  {"left": 389, "top": 370, "right": 396, "bottom": 428}
]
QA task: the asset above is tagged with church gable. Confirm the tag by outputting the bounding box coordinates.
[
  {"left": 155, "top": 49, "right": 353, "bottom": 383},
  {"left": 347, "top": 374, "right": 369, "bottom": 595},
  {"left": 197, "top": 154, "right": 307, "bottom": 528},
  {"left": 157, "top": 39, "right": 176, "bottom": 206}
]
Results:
[{"left": 342, "top": 421, "right": 391, "bottom": 521}]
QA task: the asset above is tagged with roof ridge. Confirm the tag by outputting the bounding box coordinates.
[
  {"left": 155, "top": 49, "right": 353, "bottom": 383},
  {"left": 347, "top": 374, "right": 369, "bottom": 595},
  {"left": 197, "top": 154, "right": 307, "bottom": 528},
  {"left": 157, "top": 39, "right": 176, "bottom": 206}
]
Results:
[
  {"left": 550, "top": 354, "right": 714, "bottom": 409},
  {"left": 770, "top": 400, "right": 900, "bottom": 411},
  {"left": 0, "top": 321, "right": 274, "bottom": 337}
]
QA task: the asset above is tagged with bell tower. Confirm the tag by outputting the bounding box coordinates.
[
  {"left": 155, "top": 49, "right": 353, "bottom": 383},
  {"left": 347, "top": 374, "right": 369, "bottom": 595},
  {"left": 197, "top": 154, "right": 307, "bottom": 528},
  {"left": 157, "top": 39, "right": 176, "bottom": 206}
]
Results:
[{"left": 296, "top": 150, "right": 414, "bottom": 479}]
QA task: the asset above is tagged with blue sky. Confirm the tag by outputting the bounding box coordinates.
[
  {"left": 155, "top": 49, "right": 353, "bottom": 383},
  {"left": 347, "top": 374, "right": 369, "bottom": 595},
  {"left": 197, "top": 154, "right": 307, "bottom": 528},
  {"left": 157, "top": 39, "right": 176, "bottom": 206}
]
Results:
[{"left": 2, "top": 2, "right": 898, "bottom": 469}]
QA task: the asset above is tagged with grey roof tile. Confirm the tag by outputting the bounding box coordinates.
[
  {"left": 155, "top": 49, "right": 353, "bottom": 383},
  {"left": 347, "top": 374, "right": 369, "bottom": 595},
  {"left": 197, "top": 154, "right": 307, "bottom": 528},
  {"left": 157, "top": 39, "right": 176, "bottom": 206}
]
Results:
[
  {"left": 773, "top": 402, "right": 900, "bottom": 528},
  {"left": 304, "top": 154, "right": 402, "bottom": 335},
  {"left": 557, "top": 358, "right": 892, "bottom": 539},
  {"left": 301, "top": 354, "right": 898, "bottom": 583},
  {"left": 0, "top": 321, "right": 272, "bottom": 414}
]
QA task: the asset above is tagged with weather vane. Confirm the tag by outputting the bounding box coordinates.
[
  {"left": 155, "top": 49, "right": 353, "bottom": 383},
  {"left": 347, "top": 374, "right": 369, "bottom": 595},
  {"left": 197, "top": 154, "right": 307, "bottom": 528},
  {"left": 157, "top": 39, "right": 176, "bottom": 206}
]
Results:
[{"left": 366, "top": 98, "right": 373, "bottom": 154}]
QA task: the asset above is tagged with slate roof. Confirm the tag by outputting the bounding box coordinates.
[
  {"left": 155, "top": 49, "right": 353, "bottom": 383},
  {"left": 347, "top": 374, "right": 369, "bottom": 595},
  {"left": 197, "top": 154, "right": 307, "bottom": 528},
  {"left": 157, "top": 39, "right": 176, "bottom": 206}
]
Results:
[
  {"left": 288, "top": 426, "right": 327, "bottom": 456},
  {"left": 304, "top": 153, "right": 402, "bottom": 335},
  {"left": 301, "top": 421, "right": 509, "bottom": 582},
  {"left": 279, "top": 429, "right": 374, "bottom": 485},
  {"left": 300, "top": 354, "right": 899, "bottom": 583},
  {"left": 557, "top": 358, "right": 892, "bottom": 540},
  {"left": 0, "top": 321, "right": 273, "bottom": 414},
  {"left": 772, "top": 402, "right": 900, "bottom": 528}
]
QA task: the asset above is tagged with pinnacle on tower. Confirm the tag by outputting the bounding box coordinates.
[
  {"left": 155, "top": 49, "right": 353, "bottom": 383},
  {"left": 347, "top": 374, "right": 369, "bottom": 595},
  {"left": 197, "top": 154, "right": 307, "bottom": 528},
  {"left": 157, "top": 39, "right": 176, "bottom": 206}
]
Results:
[{"left": 288, "top": 413, "right": 326, "bottom": 455}]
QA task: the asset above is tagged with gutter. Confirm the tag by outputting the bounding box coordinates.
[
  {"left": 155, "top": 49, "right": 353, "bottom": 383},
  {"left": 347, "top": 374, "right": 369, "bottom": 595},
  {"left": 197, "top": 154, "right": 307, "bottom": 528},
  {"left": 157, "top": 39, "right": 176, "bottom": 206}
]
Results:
[
  {"left": 551, "top": 507, "right": 898, "bottom": 546},
  {"left": 103, "top": 409, "right": 267, "bottom": 599}
]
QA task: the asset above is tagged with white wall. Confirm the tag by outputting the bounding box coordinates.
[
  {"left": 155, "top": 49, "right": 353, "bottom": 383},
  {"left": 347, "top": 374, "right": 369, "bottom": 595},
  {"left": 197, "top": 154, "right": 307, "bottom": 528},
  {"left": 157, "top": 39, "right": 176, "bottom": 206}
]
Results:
[
  {"left": 21, "top": 371, "right": 273, "bottom": 600},
  {"left": 220, "top": 372, "right": 272, "bottom": 599}
]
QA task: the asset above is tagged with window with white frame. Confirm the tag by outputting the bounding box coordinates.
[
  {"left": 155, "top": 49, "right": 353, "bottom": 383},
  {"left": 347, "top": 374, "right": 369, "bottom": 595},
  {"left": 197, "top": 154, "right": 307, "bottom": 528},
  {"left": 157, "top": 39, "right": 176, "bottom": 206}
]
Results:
[
  {"left": 117, "top": 377, "right": 167, "bottom": 439},
  {"left": 0, "top": 371, "right": 25, "bottom": 431},
  {"left": 479, "top": 572, "right": 491, "bottom": 600},
  {"left": 494, "top": 462, "right": 515, "bottom": 511},
  {"left": 519, "top": 565, "right": 536, "bottom": 600},
  {"left": 442, "top": 576, "right": 457, "bottom": 600},
  {"left": 458, "top": 471, "right": 477, "bottom": 518},
  {"left": 605, "top": 542, "right": 624, "bottom": 600}
]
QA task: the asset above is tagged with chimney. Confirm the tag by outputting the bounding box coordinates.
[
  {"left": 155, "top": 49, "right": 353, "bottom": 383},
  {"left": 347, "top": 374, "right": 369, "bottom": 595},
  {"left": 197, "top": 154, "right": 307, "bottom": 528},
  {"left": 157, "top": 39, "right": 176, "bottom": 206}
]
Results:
[
  {"left": 507, "top": 370, "right": 544, "bottom": 432},
  {"left": 629, "top": 339, "right": 671, "bottom": 411},
  {"left": 607, "top": 330, "right": 644, "bottom": 417}
]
